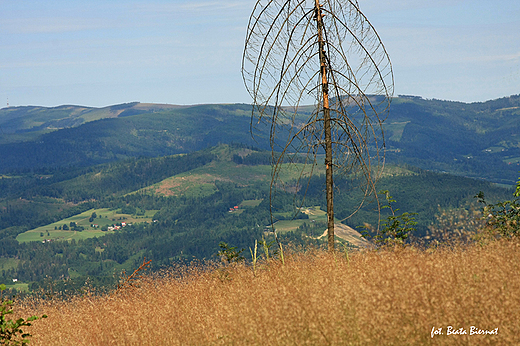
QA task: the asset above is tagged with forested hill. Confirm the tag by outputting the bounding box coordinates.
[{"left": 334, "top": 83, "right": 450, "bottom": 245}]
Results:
[
  {"left": 0, "top": 103, "right": 261, "bottom": 171},
  {"left": 0, "top": 102, "right": 188, "bottom": 137},
  {"left": 1, "top": 95, "right": 519, "bottom": 183},
  {"left": 0, "top": 143, "right": 513, "bottom": 291},
  {"left": 385, "top": 95, "right": 520, "bottom": 184}
]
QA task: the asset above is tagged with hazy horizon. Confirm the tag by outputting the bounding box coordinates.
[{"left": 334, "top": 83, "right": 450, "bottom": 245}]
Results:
[{"left": 1, "top": 0, "right": 519, "bottom": 108}]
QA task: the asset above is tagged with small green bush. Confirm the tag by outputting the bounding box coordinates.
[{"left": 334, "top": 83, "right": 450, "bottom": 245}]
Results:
[
  {"left": 362, "top": 190, "right": 417, "bottom": 247},
  {"left": 475, "top": 175, "right": 520, "bottom": 239},
  {"left": 1, "top": 284, "right": 47, "bottom": 346},
  {"left": 217, "top": 242, "right": 245, "bottom": 264}
]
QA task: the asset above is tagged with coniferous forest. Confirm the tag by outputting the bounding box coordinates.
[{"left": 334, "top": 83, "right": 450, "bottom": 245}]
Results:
[{"left": 0, "top": 95, "right": 519, "bottom": 293}]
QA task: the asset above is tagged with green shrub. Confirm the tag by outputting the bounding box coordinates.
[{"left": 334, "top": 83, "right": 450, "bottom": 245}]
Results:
[
  {"left": 0, "top": 284, "right": 47, "bottom": 346},
  {"left": 476, "top": 175, "right": 520, "bottom": 239},
  {"left": 217, "top": 242, "right": 245, "bottom": 264},
  {"left": 362, "top": 190, "right": 417, "bottom": 247}
]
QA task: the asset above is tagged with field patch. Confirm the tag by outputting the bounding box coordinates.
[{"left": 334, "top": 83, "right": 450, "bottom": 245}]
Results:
[
  {"left": 271, "top": 219, "right": 308, "bottom": 232},
  {"left": 504, "top": 156, "right": 520, "bottom": 165},
  {"left": 16, "top": 208, "right": 157, "bottom": 243},
  {"left": 386, "top": 121, "right": 410, "bottom": 142},
  {"left": 3, "top": 282, "right": 29, "bottom": 292},
  {"left": 271, "top": 206, "right": 327, "bottom": 232},
  {"left": 144, "top": 173, "right": 220, "bottom": 197},
  {"left": 0, "top": 257, "right": 19, "bottom": 271},
  {"left": 143, "top": 160, "right": 324, "bottom": 198},
  {"left": 271, "top": 206, "right": 367, "bottom": 247},
  {"left": 301, "top": 206, "right": 327, "bottom": 220},
  {"left": 239, "top": 199, "right": 263, "bottom": 207}
]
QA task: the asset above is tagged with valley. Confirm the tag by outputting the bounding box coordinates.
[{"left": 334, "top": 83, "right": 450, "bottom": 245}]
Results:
[
  {"left": 0, "top": 95, "right": 519, "bottom": 293},
  {"left": 0, "top": 142, "right": 512, "bottom": 294}
]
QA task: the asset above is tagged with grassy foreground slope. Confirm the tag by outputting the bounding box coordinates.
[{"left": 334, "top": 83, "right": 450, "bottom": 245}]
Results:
[{"left": 20, "top": 240, "right": 520, "bottom": 345}]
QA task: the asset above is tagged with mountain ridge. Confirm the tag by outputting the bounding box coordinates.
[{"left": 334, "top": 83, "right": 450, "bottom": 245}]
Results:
[{"left": 1, "top": 94, "right": 519, "bottom": 184}]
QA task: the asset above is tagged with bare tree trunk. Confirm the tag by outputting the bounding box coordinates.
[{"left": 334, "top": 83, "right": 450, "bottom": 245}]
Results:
[
  {"left": 315, "top": 0, "right": 334, "bottom": 252},
  {"left": 243, "top": 0, "right": 393, "bottom": 255}
]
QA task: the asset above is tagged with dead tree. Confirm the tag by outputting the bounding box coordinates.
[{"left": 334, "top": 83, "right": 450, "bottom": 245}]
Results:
[{"left": 242, "top": 0, "right": 393, "bottom": 251}]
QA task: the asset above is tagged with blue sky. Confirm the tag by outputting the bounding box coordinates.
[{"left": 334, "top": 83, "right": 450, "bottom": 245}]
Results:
[{"left": 1, "top": 0, "right": 519, "bottom": 107}]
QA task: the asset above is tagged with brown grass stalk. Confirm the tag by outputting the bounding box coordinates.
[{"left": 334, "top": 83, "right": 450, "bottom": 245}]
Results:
[{"left": 15, "top": 240, "right": 520, "bottom": 345}]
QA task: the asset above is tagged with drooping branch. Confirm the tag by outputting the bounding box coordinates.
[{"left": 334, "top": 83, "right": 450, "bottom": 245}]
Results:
[{"left": 243, "top": 0, "right": 394, "bottom": 251}]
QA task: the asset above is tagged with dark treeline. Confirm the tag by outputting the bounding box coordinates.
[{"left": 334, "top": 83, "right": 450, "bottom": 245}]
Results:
[
  {"left": 0, "top": 143, "right": 515, "bottom": 295},
  {"left": 298, "top": 169, "right": 513, "bottom": 237},
  {"left": 0, "top": 181, "right": 272, "bottom": 289}
]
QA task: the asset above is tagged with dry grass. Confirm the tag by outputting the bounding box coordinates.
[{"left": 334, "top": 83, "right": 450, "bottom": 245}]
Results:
[{"left": 15, "top": 240, "right": 520, "bottom": 345}]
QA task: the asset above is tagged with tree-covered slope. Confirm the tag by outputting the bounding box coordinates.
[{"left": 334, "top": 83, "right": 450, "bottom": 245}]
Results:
[
  {"left": 385, "top": 95, "right": 520, "bottom": 184},
  {"left": 0, "top": 144, "right": 515, "bottom": 292},
  {"left": 1, "top": 95, "right": 519, "bottom": 183},
  {"left": 0, "top": 102, "right": 189, "bottom": 139}
]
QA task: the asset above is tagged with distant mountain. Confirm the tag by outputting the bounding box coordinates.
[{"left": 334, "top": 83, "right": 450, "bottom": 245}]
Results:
[
  {"left": 385, "top": 95, "right": 520, "bottom": 185},
  {"left": 0, "top": 102, "right": 188, "bottom": 137},
  {"left": 0, "top": 103, "right": 263, "bottom": 171},
  {"left": 1, "top": 95, "right": 519, "bottom": 184}
]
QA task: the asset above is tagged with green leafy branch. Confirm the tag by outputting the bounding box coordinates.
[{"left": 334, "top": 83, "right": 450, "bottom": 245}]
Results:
[
  {"left": 475, "top": 175, "right": 520, "bottom": 239},
  {"left": 1, "top": 284, "right": 47, "bottom": 346},
  {"left": 362, "top": 190, "right": 417, "bottom": 247}
]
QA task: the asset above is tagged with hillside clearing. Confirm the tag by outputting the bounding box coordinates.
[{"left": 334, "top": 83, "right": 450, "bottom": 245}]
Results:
[
  {"left": 16, "top": 208, "right": 157, "bottom": 243},
  {"left": 141, "top": 157, "right": 324, "bottom": 198}
]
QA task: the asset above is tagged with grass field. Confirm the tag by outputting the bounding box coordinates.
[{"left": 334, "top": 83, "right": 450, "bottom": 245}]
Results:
[
  {"left": 0, "top": 258, "right": 27, "bottom": 291},
  {"left": 0, "top": 257, "right": 19, "bottom": 271},
  {"left": 3, "top": 282, "right": 29, "bottom": 292},
  {"left": 16, "top": 208, "right": 157, "bottom": 243},
  {"left": 504, "top": 156, "right": 520, "bottom": 164},
  {"left": 16, "top": 239, "right": 520, "bottom": 345},
  {"left": 271, "top": 206, "right": 327, "bottom": 232},
  {"left": 239, "top": 199, "right": 263, "bottom": 207},
  {"left": 270, "top": 219, "right": 309, "bottom": 232},
  {"left": 386, "top": 120, "right": 411, "bottom": 142}
]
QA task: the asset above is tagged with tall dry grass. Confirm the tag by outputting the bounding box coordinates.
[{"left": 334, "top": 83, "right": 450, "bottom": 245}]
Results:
[{"left": 15, "top": 240, "right": 520, "bottom": 345}]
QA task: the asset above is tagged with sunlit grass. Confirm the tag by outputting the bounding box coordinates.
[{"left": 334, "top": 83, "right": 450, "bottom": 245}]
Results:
[{"left": 17, "top": 239, "right": 520, "bottom": 345}]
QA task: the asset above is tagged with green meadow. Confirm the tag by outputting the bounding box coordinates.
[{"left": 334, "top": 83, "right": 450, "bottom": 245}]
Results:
[
  {"left": 16, "top": 208, "right": 157, "bottom": 243},
  {"left": 271, "top": 206, "right": 328, "bottom": 232}
]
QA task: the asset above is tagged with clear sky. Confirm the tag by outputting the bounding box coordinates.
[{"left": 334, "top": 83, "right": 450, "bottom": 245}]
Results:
[{"left": 1, "top": 0, "right": 519, "bottom": 108}]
